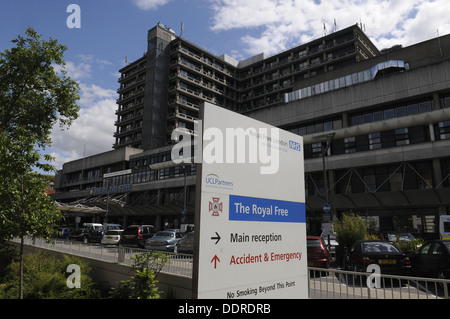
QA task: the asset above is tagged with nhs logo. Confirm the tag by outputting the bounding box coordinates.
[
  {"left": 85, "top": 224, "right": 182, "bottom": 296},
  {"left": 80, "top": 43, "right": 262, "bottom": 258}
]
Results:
[{"left": 289, "top": 140, "right": 302, "bottom": 152}]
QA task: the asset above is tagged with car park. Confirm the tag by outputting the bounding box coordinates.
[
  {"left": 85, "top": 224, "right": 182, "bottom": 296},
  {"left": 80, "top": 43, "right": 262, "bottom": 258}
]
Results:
[
  {"left": 145, "top": 230, "right": 184, "bottom": 252},
  {"left": 120, "top": 225, "right": 156, "bottom": 248},
  {"left": 347, "top": 240, "right": 411, "bottom": 275},
  {"left": 307, "top": 236, "right": 330, "bottom": 268},
  {"left": 174, "top": 231, "right": 194, "bottom": 254},
  {"left": 408, "top": 240, "right": 450, "bottom": 279},
  {"left": 101, "top": 229, "right": 123, "bottom": 245}
]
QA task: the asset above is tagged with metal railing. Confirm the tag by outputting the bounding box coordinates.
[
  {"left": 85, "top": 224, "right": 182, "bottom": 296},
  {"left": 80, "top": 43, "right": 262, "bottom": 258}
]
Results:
[
  {"left": 12, "top": 237, "right": 193, "bottom": 278},
  {"left": 309, "top": 267, "right": 450, "bottom": 299},
  {"left": 12, "top": 238, "right": 450, "bottom": 299}
]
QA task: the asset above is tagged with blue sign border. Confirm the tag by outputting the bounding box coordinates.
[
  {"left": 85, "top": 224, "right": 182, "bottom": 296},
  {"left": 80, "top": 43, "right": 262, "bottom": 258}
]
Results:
[{"left": 229, "top": 195, "right": 305, "bottom": 223}]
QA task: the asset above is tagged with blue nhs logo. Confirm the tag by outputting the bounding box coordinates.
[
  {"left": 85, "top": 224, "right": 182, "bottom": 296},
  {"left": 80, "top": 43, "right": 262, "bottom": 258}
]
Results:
[{"left": 289, "top": 140, "right": 302, "bottom": 152}]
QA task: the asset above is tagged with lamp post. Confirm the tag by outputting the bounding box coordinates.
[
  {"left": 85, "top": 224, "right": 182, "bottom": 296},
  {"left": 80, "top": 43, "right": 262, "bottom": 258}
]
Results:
[
  {"left": 150, "top": 158, "right": 192, "bottom": 224},
  {"left": 313, "top": 133, "right": 335, "bottom": 220}
]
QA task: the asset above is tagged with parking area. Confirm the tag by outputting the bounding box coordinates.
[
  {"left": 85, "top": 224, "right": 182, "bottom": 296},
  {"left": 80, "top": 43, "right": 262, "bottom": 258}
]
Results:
[{"left": 13, "top": 237, "right": 450, "bottom": 299}]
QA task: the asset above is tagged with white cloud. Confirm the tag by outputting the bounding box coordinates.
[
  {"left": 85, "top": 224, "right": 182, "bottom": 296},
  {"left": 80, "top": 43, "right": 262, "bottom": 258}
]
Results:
[
  {"left": 132, "top": 0, "right": 172, "bottom": 10},
  {"left": 209, "top": 0, "right": 450, "bottom": 56},
  {"left": 49, "top": 83, "right": 117, "bottom": 169},
  {"left": 61, "top": 61, "right": 92, "bottom": 79}
]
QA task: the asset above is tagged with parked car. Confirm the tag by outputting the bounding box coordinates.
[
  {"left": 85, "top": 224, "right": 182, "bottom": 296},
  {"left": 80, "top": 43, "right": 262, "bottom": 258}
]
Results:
[
  {"left": 101, "top": 229, "right": 123, "bottom": 245},
  {"left": 120, "top": 225, "right": 156, "bottom": 248},
  {"left": 175, "top": 231, "right": 194, "bottom": 254},
  {"left": 68, "top": 228, "right": 90, "bottom": 242},
  {"left": 408, "top": 240, "right": 450, "bottom": 279},
  {"left": 307, "top": 236, "right": 330, "bottom": 268},
  {"left": 321, "top": 232, "right": 338, "bottom": 259},
  {"left": 83, "top": 223, "right": 104, "bottom": 231},
  {"left": 347, "top": 240, "right": 411, "bottom": 275},
  {"left": 104, "top": 223, "right": 122, "bottom": 232},
  {"left": 145, "top": 230, "right": 184, "bottom": 252},
  {"left": 385, "top": 232, "right": 416, "bottom": 242},
  {"left": 55, "top": 227, "right": 74, "bottom": 239},
  {"left": 87, "top": 230, "right": 104, "bottom": 243}
]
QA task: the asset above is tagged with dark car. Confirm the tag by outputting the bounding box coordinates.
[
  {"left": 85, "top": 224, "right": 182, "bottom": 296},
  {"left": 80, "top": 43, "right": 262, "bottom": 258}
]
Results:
[
  {"left": 408, "top": 240, "right": 450, "bottom": 279},
  {"left": 55, "top": 227, "right": 74, "bottom": 239},
  {"left": 87, "top": 230, "right": 103, "bottom": 243},
  {"left": 307, "top": 236, "right": 330, "bottom": 268},
  {"left": 68, "top": 228, "right": 90, "bottom": 242},
  {"left": 120, "top": 225, "right": 156, "bottom": 248},
  {"left": 347, "top": 240, "right": 411, "bottom": 275}
]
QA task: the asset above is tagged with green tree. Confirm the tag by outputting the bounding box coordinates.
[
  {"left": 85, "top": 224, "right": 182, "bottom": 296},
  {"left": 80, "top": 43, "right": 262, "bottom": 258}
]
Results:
[
  {"left": 0, "top": 27, "right": 80, "bottom": 146},
  {"left": 0, "top": 28, "right": 80, "bottom": 299}
]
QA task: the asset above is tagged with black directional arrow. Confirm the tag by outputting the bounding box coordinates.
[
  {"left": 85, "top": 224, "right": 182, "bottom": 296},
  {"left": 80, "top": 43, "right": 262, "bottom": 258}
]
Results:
[{"left": 211, "top": 232, "right": 221, "bottom": 244}]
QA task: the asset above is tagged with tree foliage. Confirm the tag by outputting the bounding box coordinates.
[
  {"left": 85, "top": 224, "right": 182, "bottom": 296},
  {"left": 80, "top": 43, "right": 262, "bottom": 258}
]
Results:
[
  {"left": 332, "top": 213, "right": 368, "bottom": 249},
  {"left": 0, "top": 28, "right": 80, "bottom": 298},
  {"left": 0, "top": 27, "right": 80, "bottom": 146}
]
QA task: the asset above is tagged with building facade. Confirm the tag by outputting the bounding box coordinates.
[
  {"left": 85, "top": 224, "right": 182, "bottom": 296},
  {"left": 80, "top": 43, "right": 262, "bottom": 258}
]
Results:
[{"left": 54, "top": 23, "right": 450, "bottom": 236}]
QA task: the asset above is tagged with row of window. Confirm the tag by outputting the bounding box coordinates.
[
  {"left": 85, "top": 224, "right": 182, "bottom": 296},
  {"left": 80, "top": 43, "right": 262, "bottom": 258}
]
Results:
[
  {"left": 350, "top": 99, "right": 433, "bottom": 126},
  {"left": 305, "top": 160, "right": 435, "bottom": 197},
  {"left": 304, "top": 119, "right": 450, "bottom": 159}
]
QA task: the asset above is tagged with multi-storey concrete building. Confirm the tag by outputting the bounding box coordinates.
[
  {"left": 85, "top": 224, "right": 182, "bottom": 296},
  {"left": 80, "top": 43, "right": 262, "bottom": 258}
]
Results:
[
  {"left": 54, "top": 23, "right": 450, "bottom": 236},
  {"left": 114, "top": 23, "right": 378, "bottom": 149}
]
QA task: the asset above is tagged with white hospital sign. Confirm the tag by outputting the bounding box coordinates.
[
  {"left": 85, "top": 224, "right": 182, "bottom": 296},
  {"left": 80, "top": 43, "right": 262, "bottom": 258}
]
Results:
[{"left": 192, "top": 102, "right": 308, "bottom": 299}]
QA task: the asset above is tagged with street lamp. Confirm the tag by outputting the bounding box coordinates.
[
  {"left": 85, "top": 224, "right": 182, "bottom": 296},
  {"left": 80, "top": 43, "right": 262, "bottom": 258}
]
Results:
[
  {"left": 149, "top": 158, "right": 193, "bottom": 224},
  {"left": 313, "top": 132, "right": 335, "bottom": 219}
]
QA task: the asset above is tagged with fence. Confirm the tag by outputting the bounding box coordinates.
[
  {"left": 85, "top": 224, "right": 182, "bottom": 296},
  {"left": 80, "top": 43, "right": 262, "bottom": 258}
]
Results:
[
  {"left": 12, "top": 237, "right": 193, "bottom": 278},
  {"left": 309, "top": 267, "right": 450, "bottom": 299},
  {"left": 11, "top": 238, "right": 450, "bottom": 299}
]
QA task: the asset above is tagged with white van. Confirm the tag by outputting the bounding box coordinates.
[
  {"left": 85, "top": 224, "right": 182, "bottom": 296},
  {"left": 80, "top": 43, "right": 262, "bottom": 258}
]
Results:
[
  {"left": 439, "top": 215, "right": 450, "bottom": 240},
  {"left": 83, "top": 223, "right": 103, "bottom": 231}
]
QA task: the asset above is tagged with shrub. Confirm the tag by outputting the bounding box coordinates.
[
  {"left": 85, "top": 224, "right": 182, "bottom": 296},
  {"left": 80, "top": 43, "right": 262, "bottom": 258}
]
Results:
[
  {"left": 332, "top": 213, "right": 368, "bottom": 249},
  {"left": 109, "top": 251, "right": 169, "bottom": 299},
  {"left": 0, "top": 252, "right": 102, "bottom": 299}
]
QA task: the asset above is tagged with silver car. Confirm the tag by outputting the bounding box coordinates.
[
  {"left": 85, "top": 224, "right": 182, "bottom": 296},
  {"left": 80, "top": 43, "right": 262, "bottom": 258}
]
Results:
[{"left": 145, "top": 230, "right": 184, "bottom": 252}]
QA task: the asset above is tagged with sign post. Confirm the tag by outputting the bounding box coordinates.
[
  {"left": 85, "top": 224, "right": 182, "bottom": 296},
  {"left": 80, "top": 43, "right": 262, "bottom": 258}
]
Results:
[{"left": 192, "top": 102, "right": 307, "bottom": 299}]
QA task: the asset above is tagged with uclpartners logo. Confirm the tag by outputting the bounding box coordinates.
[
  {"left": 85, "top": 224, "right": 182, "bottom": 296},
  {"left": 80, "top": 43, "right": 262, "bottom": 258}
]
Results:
[{"left": 205, "top": 173, "right": 234, "bottom": 189}]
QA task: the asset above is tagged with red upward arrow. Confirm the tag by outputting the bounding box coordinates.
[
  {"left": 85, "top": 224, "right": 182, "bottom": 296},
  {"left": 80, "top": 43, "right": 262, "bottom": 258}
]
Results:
[{"left": 211, "top": 255, "right": 220, "bottom": 269}]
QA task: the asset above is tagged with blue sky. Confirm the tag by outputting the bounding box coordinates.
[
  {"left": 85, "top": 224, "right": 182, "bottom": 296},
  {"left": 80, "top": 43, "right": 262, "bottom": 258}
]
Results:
[{"left": 2, "top": 0, "right": 450, "bottom": 170}]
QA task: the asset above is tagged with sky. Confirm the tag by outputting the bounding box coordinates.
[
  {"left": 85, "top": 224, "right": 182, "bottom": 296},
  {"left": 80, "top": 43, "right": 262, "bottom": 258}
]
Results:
[{"left": 1, "top": 0, "right": 450, "bottom": 170}]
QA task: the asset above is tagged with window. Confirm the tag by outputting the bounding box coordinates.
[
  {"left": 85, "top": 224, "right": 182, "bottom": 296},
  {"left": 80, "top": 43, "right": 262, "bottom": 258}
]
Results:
[
  {"left": 362, "top": 113, "right": 372, "bottom": 124},
  {"left": 344, "top": 137, "right": 356, "bottom": 153},
  {"left": 407, "top": 104, "right": 419, "bottom": 115},
  {"left": 419, "top": 101, "right": 432, "bottom": 113},
  {"left": 384, "top": 109, "right": 395, "bottom": 120},
  {"left": 395, "top": 128, "right": 410, "bottom": 146},
  {"left": 369, "top": 133, "right": 382, "bottom": 150},
  {"left": 438, "top": 121, "right": 450, "bottom": 140},
  {"left": 395, "top": 106, "right": 406, "bottom": 117}
]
